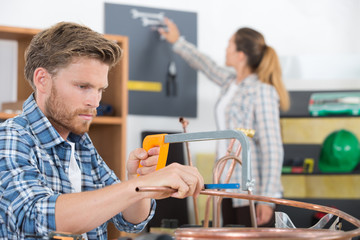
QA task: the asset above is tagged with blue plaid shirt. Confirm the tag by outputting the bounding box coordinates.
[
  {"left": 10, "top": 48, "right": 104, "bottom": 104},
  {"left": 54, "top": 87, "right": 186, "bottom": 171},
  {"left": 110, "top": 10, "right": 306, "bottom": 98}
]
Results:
[{"left": 0, "top": 94, "right": 155, "bottom": 239}]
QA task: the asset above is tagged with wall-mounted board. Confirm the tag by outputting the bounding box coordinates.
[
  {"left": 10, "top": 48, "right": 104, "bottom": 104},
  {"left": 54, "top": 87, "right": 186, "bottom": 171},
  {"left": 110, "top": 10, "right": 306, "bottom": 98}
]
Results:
[{"left": 105, "top": 3, "right": 197, "bottom": 117}]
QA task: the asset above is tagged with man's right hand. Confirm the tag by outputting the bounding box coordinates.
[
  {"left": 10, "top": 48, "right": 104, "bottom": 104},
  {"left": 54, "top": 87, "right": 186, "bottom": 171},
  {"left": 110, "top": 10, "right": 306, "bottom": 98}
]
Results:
[{"left": 136, "top": 162, "right": 204, "bottom": 200}]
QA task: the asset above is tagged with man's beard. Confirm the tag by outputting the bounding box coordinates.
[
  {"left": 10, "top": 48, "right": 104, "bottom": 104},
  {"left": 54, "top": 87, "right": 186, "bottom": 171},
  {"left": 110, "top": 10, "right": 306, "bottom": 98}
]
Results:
[{"left": 45, "top": 86, "right": 97, "bottom": 137}]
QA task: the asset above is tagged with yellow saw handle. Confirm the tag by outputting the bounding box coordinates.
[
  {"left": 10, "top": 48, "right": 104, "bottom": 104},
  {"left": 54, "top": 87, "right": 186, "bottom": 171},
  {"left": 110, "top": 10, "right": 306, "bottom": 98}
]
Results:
[{"left": 141, "top": 134, "right": 169, "bottom": 171}]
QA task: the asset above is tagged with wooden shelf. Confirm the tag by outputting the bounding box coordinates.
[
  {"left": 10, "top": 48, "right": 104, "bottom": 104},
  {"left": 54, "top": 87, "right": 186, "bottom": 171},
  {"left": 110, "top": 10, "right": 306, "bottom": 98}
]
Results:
[
  {"left": 281, "top": 115, "right": 360, "bottom": 203},
  {"left": 0, "top": 112, "right": 19, "bottom": 119},
  {"left": 282, "top": 174, "right": 360, "bottom": 199},
  {"left": 0, "top": 112, "right": 123, "bottom": 125},
  {"left": 280, "top": 117, "right": 360, "bottom": 144},
  {"left": 0, "top": 25, "right": 39, "bottom": 40},
  {"left": 92, "top": 116, "right": 123, "bottom": 125}
]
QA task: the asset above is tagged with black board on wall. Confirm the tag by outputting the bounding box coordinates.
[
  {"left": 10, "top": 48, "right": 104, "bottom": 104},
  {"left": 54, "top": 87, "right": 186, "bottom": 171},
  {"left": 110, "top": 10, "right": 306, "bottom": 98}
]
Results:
[{"left": 105, "top": 3, "right": 197, "bottom": 117}]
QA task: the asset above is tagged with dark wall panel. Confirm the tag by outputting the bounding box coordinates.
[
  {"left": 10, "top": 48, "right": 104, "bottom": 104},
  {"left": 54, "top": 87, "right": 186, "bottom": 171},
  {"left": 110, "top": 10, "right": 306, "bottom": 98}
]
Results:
[{"left": 105, "top": 4, "right": 197, "bottom": 117}]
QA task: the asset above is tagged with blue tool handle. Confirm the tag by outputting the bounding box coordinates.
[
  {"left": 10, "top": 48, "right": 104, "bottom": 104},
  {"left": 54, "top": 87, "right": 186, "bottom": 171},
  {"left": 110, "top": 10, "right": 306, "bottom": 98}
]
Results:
[{"left": 204, "top": 183, "right": 240, "bottom": 189}]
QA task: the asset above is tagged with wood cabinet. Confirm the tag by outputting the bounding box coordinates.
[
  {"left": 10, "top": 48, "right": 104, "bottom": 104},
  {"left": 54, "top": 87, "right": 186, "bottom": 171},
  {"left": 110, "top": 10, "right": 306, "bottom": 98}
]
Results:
[{"left": 0, "top": 25, "right": 128, "bottom": 238}]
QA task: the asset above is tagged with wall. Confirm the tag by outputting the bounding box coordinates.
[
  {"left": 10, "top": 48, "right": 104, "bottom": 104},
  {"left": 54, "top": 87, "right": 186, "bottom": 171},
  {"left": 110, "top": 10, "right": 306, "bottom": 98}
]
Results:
[{"left": 1, "top": 0, "right": 360, "bottom": 160}]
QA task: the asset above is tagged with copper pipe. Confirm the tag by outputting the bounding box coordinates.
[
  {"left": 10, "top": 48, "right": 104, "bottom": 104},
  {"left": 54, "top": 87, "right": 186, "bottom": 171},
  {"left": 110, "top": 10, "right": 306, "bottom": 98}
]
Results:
[
  {"left": 179, "top": 117, "right": 193, "bottom": 166},
  {"left": 174, "top": 227, "right": 357, "bottom": 240},
  {"left": 136, "top": 186, "right": 177, "bottom": 193},
  {"left": 214, "top": 139, "right": 236, "bottom": 181},
  {"left": 202, "top": 139, "right": 236, "bottom": 227},
  {"left": 136, "top": 187, "right": 360, "bottom": 239},
  {"left": 211, "top": 129, "right": 257, "bottom": 228},
  {"left": 202, "top": 190, "right": 360, "bottom": 229},
  {"left": 212, "top": 154, "right": 256, "bottom": 228},
  {"left": 203, "top": 194, "right": 212, "bottom": 228},
  {"left": 212, "top": 155, "right": 242, "bottom": 228},
  {"left": 215, "top": 127, "right": 254, "bottom": 180},
  {"left": 247, "top": 190, "right": 257, "bottom": 228},
  {"left": 229, "top": 145, "right": 257, "bottom": 228},
  {"left": 179, "top": 117, "right": 200, "bottom": 226}
]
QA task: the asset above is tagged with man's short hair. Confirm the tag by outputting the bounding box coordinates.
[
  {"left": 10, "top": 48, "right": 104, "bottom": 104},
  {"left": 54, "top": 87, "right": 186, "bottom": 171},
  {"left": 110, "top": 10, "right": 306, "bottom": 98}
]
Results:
[{"left": 24, "top": 22, "right": 123, "bottom": 90}]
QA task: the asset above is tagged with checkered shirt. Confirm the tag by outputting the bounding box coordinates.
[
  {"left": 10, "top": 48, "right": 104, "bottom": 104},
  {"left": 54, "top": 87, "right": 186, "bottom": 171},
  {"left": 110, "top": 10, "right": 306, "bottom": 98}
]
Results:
[{"left": 0, "top": 94, "right": 155, "bottom": 239}]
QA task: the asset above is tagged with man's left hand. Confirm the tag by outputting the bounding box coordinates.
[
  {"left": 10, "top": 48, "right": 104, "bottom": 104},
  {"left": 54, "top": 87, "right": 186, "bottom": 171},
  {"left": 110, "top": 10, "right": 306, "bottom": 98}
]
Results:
[{"left": 127, "top": 147, "right": 160, "bottom": 180}]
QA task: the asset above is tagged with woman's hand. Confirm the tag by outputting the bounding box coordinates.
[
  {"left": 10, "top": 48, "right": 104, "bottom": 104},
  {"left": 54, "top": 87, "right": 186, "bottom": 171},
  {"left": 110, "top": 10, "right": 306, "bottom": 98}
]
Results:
[
  {"left": 256, "top": 204, "right": 274, "bottom": 226},
  {"left": 158, "top": 17, "right": 180, "bottom": 44}
]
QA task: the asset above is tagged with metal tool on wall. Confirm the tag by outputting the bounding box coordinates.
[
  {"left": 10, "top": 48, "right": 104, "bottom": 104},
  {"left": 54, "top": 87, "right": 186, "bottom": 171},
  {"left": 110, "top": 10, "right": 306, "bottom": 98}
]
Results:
[
  {"left": 130, "top": 8, "right": 168, "bottom": 41},
  {"left": 130, "top": 8, "right": 165, "bottom": 28},
  {"left": 166, "top": 61, "right": 177, "bottom": 97}
]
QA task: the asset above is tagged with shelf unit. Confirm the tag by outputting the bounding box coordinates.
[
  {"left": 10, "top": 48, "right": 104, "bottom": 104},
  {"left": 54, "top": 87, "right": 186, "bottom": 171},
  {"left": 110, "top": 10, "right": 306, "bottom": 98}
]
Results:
[
  {"left": 0, "top": 25, "right": 128, "bottom": 238},
  {"left": 279, "top": 92, "right": 360, "bottom": 230},
  {"left": 280, "top": 116, "right": 360, "bottom": 198}
]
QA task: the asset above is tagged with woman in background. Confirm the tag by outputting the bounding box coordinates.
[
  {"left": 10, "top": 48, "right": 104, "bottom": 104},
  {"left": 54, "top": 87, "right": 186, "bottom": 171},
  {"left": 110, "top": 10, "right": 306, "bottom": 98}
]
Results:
[{"left": 159, "top": 18, "right": 290, "bottom": 227}]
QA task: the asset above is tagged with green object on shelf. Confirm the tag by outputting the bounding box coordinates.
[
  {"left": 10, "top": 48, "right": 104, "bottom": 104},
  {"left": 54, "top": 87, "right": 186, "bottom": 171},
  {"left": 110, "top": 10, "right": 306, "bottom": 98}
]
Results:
[
  {"left": 308, "top": 92, "right": 360, "bottom": 116},
  {"left": 319, "top": 129, "right": 360, "bottom": 173},
  {"left": 282, "top": 166, "right": 292, "bottom": 173}
]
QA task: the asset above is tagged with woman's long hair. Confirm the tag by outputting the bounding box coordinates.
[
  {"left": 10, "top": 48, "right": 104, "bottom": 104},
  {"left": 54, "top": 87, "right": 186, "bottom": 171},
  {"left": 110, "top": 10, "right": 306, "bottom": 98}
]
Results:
[{"left": 234, "top": 28, "right": 290, "bottom": 111}]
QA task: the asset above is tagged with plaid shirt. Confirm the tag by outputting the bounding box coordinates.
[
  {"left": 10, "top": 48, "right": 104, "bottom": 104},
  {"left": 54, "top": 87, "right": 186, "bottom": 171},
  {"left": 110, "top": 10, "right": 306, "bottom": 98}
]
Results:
[
  {"left": 173, "top": 38, "right": 284, "bottom": 207},
  {"left": 0, "top": 94, "right": 155, "bottom": 239}
]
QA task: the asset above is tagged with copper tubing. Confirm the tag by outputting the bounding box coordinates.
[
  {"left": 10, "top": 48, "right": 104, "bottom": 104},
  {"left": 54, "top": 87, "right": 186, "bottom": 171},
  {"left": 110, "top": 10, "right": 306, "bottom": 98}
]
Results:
[
  {"left": 179, "top": 117, "right": 200, "bottom": 226},
  {"left": 212, "top": 155, "right": 241, "bottom": 228},
  {"left": 179, "top": 117, "right": 193, "bottom": 166},
  {"left": 174, "top": 228, "right": 355, "bottom": 240},
  {"left": 216, "top": 139, "right": 236, "bottom": 175},
  {"left": 248, "top": 189, "right": 257, "bottom": 229},
  {"left": 202, "top": 139, "right": 236, "bottom": 227},
  {"left": 210, "top": 129, "right": 257, "bottom": 228},
  {"left": 136, "top": 186, "right": 359, "bottom": 227},
  {"left": 215, "top": 128, "right": 255, "bottom": 180},
  {"left": 203, "top": 193, "right": 212, "bottom": 227},
  {"left": 212, "top": 147, "right": 257, "bottom": 228},
  {"left": 136, "top": 187, "right": 360, "bottom": 239}
]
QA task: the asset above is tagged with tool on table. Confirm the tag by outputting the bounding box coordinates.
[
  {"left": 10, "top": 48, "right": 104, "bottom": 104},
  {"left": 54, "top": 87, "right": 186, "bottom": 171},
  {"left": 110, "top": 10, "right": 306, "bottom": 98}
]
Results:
[
  {"left": 140, "top": 129, "right": 253, "bottom": 192},
  {"left": 166, "top": 61, "right": 177, "bottom": 97}
]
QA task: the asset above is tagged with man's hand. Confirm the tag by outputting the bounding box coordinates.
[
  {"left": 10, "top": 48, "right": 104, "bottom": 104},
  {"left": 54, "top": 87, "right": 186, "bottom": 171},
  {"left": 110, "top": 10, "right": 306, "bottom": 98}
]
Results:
[
  {"left": 127, "top": 147, "right": 160, "bottom": 180},
  {"left": 136, "top": 163, "right": 204, "bottom": 200},
  {"left": 127, "top": 147, "right": 204, "bottom": 200},
  {"left": 256, "top": 204, "right": 274, "bottom": 226}
]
